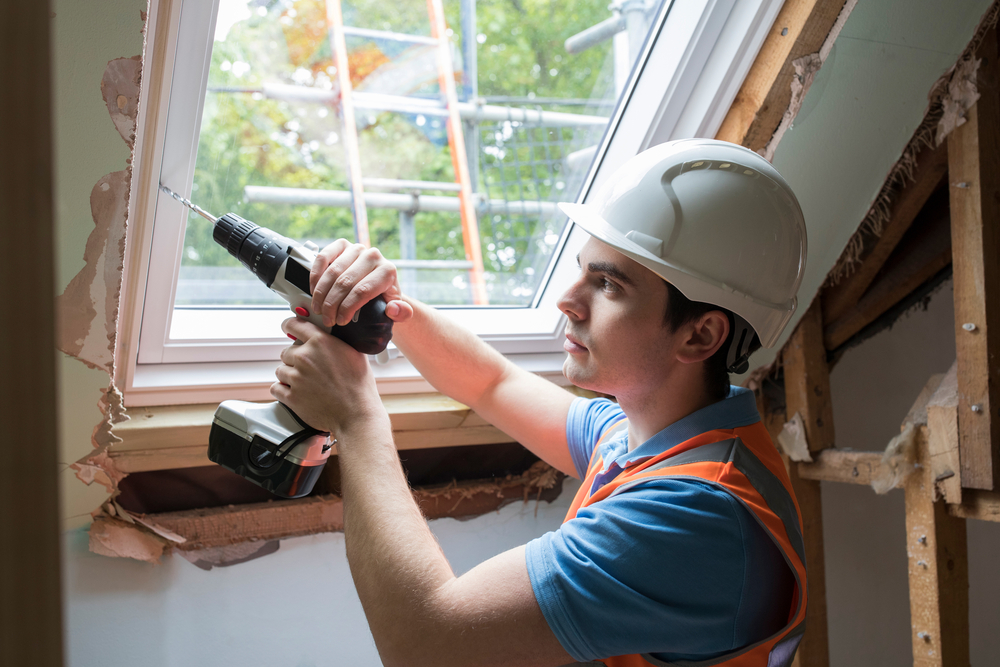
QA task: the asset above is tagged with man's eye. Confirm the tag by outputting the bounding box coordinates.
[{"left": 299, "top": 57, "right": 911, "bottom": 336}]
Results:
[{"left": 601, "top": 278, "right": 618, "bottom": 292}]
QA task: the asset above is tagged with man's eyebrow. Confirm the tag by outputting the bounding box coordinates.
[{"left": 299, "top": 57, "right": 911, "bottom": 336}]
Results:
[{"left": 585, "top": 260, "right": 636, "bottom": 287}]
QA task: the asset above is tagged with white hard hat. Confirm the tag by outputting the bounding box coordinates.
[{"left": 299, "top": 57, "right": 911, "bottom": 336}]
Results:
[{"left": 560, "top": 139, "right": 807, "bottom": 350}]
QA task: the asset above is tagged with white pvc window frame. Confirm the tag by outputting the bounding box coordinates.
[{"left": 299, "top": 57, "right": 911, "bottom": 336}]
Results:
[{"left": 121, "top": 0, "right": 783, "bottom": 407}]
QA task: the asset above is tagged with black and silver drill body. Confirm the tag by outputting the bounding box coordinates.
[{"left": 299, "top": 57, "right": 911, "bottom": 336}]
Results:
[{"left": 160, "top": 185, "right": 393, "bottom": 498}]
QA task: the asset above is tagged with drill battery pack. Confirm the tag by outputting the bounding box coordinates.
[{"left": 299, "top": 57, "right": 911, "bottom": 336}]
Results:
[{"left": 208, "top": 400, "right": 332, "bottom": 499}]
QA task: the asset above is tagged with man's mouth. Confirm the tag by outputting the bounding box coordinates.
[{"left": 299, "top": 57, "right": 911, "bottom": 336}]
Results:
[{"left": 563, "top": 332, "right": 588, "bottom": 354}]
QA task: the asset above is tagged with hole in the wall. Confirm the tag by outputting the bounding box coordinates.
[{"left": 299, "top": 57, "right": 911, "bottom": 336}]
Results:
[{"left": 116, "top": 442, "right": 544, "bottom": 515}]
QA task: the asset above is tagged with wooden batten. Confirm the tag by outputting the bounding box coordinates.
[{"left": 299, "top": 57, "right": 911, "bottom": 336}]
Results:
[
  {"left": 797, "top": 449, "right": 883, "bottom": 486},
  {"left": 715, "top": 0, "right": 851, "bottom": 151},
  {"left": 904, "top": 425, "right": 970, "bottom": 667},
  {"left": 947, "top": 33, "right": 1000, "bottom": 490},
  {"left": 782, "top": 301, "right": 832, "bottom": 667},
  {"left": 784, "top": 303, "right": 836, "bottom": 453}
]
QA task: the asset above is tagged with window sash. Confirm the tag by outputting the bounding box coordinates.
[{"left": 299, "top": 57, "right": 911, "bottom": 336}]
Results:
[{"left": 120, "top": 0, "right": 783, "bottom": 406}]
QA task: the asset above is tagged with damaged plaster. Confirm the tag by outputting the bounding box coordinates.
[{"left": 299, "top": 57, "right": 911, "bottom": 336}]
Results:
[
  {"left": 761, "top": 0, "right": 859, "bottom": 162},
  {"left": 59, "top": 54, "right": 143, "bottom": 498},
  {"left": 88, "top": 461, "right": 563, "bottom": 566}
]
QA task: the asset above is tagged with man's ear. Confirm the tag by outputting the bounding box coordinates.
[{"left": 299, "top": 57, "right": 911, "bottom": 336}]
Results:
[{"left": 676, "top": 311, "right": 730, "bottom": 364}]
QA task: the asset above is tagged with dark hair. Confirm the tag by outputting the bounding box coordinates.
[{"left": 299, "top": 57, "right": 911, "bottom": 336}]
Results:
[{"left": 663, "top": 282, "right": 754, "bottom": 403}]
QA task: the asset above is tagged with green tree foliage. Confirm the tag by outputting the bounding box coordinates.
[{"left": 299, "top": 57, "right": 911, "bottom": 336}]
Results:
[{"left": 183, "top": 0, "right": 616, "bottom": 305}]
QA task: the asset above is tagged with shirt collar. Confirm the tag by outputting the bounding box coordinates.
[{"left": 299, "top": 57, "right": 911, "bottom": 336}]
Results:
[{"left": 599, "top": 386, "right": 761, "bottom": 473}]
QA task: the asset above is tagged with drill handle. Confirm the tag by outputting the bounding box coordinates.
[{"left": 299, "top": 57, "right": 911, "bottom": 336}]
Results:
[{"left": 272, "top": 244, "right": 394, "bottom": 356}]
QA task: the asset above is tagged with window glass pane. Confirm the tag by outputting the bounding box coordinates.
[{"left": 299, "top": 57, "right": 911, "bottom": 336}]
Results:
[{"left": 176, "top": 0, "right": 655, "bottom": 310}]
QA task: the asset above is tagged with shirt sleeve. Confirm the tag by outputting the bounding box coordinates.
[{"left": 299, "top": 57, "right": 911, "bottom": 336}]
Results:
[
  {"left": 565, "top": 398, "right": 626, "bottom": 479},
  {"left": 525, "top": 479, "right": 768, "bottom": 662}
]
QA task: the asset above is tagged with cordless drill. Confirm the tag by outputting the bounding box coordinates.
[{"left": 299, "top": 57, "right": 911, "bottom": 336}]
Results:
[{"left": 160, "top": 184, "right": 393, "bottom": 498}]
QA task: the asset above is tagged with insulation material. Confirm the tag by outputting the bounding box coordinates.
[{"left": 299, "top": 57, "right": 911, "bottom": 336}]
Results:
[
  {"left": 60, "top": 56, "right": 143, "bottom": 509},
  {"left": 761, "top": 0, "right": 859, "bottom": 162},
  {"left": 871, "top": 422, "right": 919, "bottom": 494},
  {"left": 935, "top": 56, "right": 981, "bottom": 145},
  {"left": 827, "top": 1, "right": 1000, "bottom": 283},
  {"left": 776, "top": 412, "right": 813, "bottom": 462}
]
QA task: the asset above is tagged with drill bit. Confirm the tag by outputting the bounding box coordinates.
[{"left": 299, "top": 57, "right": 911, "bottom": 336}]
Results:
[{"left": 159, "top": 183, "right": 218, "bottom": 222}]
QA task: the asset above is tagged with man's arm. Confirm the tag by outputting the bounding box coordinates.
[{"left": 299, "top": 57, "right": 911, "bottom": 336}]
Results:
[
  {"left": 272, "top": 321, "right": 576, "bottom": 667},
  {"left": 307, "top": 240, "right": 577, "bottom": 476}
]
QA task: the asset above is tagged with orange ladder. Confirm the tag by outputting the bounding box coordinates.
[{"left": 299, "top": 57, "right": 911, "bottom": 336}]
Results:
[{"left": 326, "top": 0, "right": 489, "bottom": 304}]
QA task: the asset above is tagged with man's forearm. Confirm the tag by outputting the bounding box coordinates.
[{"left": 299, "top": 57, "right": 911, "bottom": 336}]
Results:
[
  {"left": 391, "top": 297, "right": 514, "bottom": 409},
  {"left": 337, "top": 415, "right": 453, "bottom": 666}
]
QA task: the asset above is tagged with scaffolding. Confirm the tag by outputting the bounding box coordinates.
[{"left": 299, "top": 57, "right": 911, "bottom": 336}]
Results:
[{"left": 205, "top": 0, "right": 655, "bottom": 305}]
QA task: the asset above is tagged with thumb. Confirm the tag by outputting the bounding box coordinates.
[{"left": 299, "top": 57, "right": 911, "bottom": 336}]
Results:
[{"left": 385, "top": 299, "right": 414, "bottom": 323}]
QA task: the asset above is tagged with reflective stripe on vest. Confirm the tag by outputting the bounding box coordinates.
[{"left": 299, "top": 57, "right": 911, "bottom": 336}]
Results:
[{"left": 562, "top": 421, "right": 808, "bottom": 667}]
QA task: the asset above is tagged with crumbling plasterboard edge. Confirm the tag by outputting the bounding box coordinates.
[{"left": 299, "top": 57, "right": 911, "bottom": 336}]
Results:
[
  {"left": 94, "top": 462, "right": 564, "bottom": 566},
  {"left": 760, "top": 0, "right": 859, "bottom": 162},
  {"left": 60, "top": 53, "right": 144, "bottom": 500},
  {"left": 777, "top": 412, "right": 813, "bottom": 462}
]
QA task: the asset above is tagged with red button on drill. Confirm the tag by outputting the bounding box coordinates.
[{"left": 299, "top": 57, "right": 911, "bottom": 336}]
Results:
[{"left": 294, "top": 307, "right": 309, "bottom": 317}]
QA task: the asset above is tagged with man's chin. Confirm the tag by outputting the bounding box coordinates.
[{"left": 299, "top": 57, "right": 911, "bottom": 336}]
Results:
[{"left": 562, "top": 356, "right": 599, "bottom": 392}]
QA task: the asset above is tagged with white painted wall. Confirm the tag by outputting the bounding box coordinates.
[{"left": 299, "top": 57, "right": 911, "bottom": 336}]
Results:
[{"left": 63, "top": 481, "right": 580, "bottom": 667}]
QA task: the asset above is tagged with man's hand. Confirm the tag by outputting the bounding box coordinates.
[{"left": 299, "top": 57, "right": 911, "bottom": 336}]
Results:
[
  {"left": 270, "top": 318, "right": 388, "bottom": 435},
  {"left": 310, "top": 239, "right": 414, "bottom": 328}
]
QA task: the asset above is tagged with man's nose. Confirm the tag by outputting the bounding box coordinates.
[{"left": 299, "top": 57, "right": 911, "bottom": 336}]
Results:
[{"left": 557, "top": 280, "right": 586, "bottom": 320}]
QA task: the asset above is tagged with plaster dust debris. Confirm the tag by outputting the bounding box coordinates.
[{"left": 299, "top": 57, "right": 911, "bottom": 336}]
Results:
[
  {"left": 59, "top": 55, "right": 142, "bottom": 503},
  {"left": 776, "top": 412, "right": 813, "bottom": 462}
]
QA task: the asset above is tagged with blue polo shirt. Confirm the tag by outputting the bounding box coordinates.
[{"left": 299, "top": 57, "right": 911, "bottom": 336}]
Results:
[{"left": 524, "top": 387, "right": 795, "bottom": 663}]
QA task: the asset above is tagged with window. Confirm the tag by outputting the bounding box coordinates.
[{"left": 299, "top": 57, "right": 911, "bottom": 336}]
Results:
[{"left": 121, "top": 0, "right": 783, "bottom": 406}]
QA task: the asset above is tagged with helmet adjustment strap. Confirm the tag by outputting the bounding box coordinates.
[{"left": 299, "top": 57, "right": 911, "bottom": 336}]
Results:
[{"left": 726, "top": 314, "right": 758, "bottom": 375}]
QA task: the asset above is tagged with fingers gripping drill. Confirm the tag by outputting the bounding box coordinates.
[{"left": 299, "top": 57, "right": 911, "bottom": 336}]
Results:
[{"left": 160, "top": 184, "right": 394, "bottom": 498}]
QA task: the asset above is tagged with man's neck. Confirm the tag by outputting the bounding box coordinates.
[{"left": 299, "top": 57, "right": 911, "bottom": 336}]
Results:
[{"left": 617, "top": 365, "right": 720, "bottom": 451}]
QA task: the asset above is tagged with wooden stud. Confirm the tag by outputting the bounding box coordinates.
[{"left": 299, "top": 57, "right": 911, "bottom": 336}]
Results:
[
  {"left": 904, "top": 426, "right": 969, "bottom": 667},
  {"left": 0, "top": 2, "right": 64, "bottom": 665},
  {"left": 783, "top": 301, "right": 832, "bottom": 667},
  {"left": 785, "top": 302, "right": 836, "bottom": 453},
  {"left": 947, "top": 28, "right": 1000, "bottom": 489},
  {"left": 822, "top": 142, "right": 949, "bottom": 326},
  {"left": 715, "top": 0, "right": 849, "bottom": 151}
]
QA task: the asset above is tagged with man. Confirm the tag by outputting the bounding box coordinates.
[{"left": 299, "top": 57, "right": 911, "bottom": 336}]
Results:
[{"left": 271, "top": 139, "right": 809, "bottom": 667}]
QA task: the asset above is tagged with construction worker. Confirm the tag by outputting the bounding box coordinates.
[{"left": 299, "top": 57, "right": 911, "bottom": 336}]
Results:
[{"left": 272, "top": 139, "right": 809, "bottom": 667}]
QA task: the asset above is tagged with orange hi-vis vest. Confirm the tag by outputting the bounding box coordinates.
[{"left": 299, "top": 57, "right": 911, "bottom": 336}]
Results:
[{"left": 564, "top": 418, "right": 808, "bottom": 667}]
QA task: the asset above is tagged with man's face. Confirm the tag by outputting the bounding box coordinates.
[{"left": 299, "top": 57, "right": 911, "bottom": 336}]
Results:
[{"left": 557, "top": 238, "right": 676, "bottom": 397}]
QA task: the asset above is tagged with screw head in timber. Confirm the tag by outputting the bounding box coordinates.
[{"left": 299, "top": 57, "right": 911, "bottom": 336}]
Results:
[
  {"left": 972, "top": 404, "right": 983, "bottom": 413},
  {"left": 917, "top": 632, "right": 931, "bottom": 642},
  {"left": 963, "top": 322, "right": 977, "bottom": 332},
  {"left": 918, "top": 535, "right": 927, "bottom": 545}
]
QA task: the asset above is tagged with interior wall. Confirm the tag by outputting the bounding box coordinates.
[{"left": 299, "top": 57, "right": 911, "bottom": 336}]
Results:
[
  {"left": 53, "top": 0, "right": 147, "bottom": 529},
  {"left": 825, "top": 278, "right": 1000, "bottom": 667},
  {"left": 62, "top": 481, "right": 580, "bottom": 667}
]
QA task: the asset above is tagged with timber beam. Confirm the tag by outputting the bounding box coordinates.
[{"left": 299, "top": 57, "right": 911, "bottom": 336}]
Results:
[
  {"left": 782, "top": 302, "right": 832, "bottom": 667},
  {"left": 946, "top": 26, "right": 1000, "bottom": 491},
  {"left": 904, "top": 425, "right": 970, "bottom": 667}
]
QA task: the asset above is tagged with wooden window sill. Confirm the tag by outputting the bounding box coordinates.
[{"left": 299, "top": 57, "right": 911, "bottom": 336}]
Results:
[{"left": 111, "top": 388, "right": 595, "bottom": 473}]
